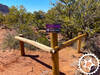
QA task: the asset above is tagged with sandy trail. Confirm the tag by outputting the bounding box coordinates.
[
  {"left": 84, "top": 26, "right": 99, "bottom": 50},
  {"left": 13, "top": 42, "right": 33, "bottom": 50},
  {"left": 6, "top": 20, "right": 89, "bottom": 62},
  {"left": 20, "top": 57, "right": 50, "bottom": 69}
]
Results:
[{"left": 0, "top": 48, "right": 81, "bottom": 75}]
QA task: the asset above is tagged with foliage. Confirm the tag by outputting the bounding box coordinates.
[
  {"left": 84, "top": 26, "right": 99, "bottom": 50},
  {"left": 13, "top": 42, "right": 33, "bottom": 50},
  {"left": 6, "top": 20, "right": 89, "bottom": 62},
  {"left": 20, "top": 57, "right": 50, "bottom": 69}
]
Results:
[
  {"left": 2, "top": 33, "right": 19, "bottom": 49},
  {"left": 83, "top": 33, "right": 100, "bottom": 58},
  {"left": 0, "top": 0, "right": 100, "bottom": 50},
  {"left": 50, "top": 0, "right": 100, "bottom": 38}
]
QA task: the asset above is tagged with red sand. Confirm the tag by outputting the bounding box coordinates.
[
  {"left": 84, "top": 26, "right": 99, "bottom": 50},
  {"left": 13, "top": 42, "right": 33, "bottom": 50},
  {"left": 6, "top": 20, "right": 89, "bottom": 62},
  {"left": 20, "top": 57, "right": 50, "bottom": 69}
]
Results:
[{"left": 0, "top": 48, "right": 82, "bottom": 75}]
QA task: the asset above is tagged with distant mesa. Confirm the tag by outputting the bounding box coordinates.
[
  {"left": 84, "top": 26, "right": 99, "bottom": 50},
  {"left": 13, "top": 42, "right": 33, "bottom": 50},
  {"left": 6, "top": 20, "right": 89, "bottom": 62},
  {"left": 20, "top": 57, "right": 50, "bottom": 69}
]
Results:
[{"left": 0, "top": 4, "right": 9, "bottom": 14}]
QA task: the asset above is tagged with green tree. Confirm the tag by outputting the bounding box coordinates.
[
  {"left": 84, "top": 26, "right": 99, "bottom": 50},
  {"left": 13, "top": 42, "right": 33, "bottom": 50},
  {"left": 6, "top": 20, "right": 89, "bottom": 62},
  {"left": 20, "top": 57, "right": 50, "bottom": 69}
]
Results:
[
  {"left": 32, "top": 10, "right": 46, "bottom": 29},
  {"left": 0, "top": 13, "right": 4, "bottom": 26},
  {"left": 50, "top": 0, "right": 100, "bottom": 39}
]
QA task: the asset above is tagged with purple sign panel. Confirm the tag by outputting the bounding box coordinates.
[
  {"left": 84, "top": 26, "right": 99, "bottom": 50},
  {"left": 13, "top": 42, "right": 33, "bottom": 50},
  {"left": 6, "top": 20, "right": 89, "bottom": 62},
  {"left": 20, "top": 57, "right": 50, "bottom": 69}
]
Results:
[
  {"left": 46, "top": 24, "right": 61, "bottom": 33},
  {"left": 46, "top": 24, "right": 61, "bottom": 28}
]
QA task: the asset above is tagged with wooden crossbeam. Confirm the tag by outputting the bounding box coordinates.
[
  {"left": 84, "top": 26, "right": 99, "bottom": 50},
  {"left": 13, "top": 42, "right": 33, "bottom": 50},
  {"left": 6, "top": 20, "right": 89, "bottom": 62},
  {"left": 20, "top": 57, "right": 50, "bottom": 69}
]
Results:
[
  {"left": 15, "top": 36, "right": 54, "bottom": 53},
  {"left": 63, "top": 33, "right": 86, "bottom": 45},
  {"left": 54, "top": 33, "right": 87, "bottom": 52}
]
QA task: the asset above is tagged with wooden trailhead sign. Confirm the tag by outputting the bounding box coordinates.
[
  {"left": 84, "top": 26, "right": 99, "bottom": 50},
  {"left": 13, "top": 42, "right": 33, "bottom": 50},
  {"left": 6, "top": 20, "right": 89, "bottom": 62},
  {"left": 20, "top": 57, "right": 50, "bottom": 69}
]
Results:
[{"left": 46, "top": 24, "right": 61, "bottom": 33}]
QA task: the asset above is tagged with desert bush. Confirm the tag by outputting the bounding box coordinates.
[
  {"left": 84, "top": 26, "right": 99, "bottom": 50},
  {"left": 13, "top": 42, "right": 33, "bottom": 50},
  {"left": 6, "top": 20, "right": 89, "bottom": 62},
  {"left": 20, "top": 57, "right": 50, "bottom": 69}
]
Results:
[
  {"left": 83, "top": 33, "right": 100, "bottom": 58},
  {"left": 3, "top": 24, "right": 50, "bottom": 50},
  {"left": 37, "top": 36, "right": 50, "bottom": 46},
  {"left": 1, "top": 0, "right": 100, "bottom": 52},
  {"left": 3, "top": 32, "right": 50, "bottom": 50},
  {"left": 2, "top": 33, "right": 19, "bottom": 50}
]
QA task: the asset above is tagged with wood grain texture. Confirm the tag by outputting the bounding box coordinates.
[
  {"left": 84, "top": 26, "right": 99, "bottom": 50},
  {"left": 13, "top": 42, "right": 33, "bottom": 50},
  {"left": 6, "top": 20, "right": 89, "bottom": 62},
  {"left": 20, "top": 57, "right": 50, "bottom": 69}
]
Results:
[
  {"left": 15, "top": 36, "right": 53, "bottom": 53},
  {"left": 50, "top": 33, "right": 59, "bottom": 75},
  {"left": 19, "top": 34, "right": 25, "bottom": 56}
]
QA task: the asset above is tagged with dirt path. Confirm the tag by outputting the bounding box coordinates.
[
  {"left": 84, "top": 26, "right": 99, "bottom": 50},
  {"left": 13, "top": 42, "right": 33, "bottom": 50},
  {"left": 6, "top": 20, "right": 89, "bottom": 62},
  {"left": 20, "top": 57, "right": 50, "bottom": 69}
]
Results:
[
  {"left": 0, "top": 28, "right": 82, "bottom": 75},
  {"left": 0, "top": 48, "right": 82, "bottom": 75}
]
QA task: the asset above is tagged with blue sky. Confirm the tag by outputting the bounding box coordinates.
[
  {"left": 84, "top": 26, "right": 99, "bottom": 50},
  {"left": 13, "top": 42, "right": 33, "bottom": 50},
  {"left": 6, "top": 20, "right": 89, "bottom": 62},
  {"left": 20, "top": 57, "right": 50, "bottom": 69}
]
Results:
[{"left": 0, "top": 0, "right": 57, "bottom": 12}]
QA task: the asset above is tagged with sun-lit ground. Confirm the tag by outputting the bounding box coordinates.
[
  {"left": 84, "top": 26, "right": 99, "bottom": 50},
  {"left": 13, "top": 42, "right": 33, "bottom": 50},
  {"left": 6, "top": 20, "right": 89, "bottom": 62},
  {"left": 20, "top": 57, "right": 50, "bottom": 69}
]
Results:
[{"left": 0, "top": 28, "right": 83, "bottom": 75}]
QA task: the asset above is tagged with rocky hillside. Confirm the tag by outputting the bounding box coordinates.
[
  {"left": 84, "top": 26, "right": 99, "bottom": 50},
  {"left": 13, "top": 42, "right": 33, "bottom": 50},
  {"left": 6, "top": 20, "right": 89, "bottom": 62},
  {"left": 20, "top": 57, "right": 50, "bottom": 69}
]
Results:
[{"left": 0, "top": 4, "right": 9, "bottom": 14}]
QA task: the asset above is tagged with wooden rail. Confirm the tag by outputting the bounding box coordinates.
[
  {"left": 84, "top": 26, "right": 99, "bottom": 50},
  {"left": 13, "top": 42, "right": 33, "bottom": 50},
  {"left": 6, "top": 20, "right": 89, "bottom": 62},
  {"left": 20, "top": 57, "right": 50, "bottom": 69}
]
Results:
[
  {"left": 15, "top": 33, "right": 87, "bottom": 75},
  {"left": 54, "top": 33, "right": 87, "bottom": 52},
  {"left": 15, "top": 36, "right": 54, "bottom": 53}
]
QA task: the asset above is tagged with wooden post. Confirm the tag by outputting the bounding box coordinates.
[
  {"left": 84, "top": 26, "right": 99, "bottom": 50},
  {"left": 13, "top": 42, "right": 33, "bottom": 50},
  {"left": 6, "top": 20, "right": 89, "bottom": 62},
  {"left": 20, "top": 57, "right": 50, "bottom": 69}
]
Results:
[
  {"left": 50, "top": 33, "right": 59, "bottom": 75},
  {"left": 77, "top": 32, "right": 82, "bottom": 53},
  {"left": 19, "top": 34, "right": 25, "bottom": 56}
]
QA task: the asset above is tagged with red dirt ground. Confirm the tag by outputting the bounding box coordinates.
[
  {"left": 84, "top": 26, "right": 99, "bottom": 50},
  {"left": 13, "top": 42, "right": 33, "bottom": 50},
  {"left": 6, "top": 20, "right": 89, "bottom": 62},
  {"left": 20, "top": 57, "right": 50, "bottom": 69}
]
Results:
[{"left": 0, "top": 28, "right": 83, "bottom": 75}]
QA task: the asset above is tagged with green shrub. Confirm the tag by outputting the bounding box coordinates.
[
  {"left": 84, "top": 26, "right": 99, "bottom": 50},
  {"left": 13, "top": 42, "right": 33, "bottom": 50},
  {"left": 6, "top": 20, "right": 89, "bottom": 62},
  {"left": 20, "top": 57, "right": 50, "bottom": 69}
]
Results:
[
  {"left": 2, "top": 33, "right": 19, "bottom": 50},
  {"left": 37, "top": 37, "right": 50, "bottom": 46},
  {"left": 3, "top": 25, "right": 50, "bottom": 50}
]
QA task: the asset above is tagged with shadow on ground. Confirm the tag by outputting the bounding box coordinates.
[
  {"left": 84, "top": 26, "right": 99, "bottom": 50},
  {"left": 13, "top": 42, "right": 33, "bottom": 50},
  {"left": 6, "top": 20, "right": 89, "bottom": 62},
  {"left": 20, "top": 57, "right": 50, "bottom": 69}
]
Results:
[{"left": 25, "top": 55, "right": 65, "bottom": 75}]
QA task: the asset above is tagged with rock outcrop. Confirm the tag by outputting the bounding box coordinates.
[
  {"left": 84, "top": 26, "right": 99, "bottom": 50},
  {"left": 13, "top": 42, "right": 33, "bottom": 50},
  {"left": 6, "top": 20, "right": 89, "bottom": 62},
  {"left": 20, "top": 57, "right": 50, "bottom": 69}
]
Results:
[{"left": 0, "top": 4, "right": 9, "bottom": 14}]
